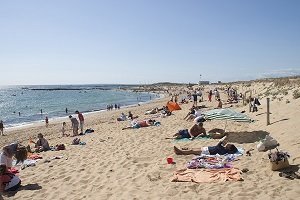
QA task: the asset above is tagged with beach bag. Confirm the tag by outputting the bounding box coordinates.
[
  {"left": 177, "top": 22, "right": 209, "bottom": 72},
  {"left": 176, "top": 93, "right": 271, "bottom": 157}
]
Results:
[
  {"left": 268, "top": 149, "right": 290, "bottom": 171},
  {"left": 270, "top": 159, "right": 290, "bottom": 171},
  {"left": 56, "top": 144, "right": 65, "bottom": 150}
]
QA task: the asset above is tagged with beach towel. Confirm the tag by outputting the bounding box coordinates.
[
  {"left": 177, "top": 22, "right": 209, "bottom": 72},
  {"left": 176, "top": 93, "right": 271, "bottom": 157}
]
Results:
[
  {"left": 8, "top": 167, "right": 19, "bottom": 174},
  {"left": 187, "top": 154, "right": 236, "bottom": 169},
  {"left": 172, "top": 135, "right": 211, "bottom": 143},
  {"left": 28, "top": 154, "right": 43, "bottom": 160},
  {"left": 172, "top": 168, "right": 242, "bottom": 183}
]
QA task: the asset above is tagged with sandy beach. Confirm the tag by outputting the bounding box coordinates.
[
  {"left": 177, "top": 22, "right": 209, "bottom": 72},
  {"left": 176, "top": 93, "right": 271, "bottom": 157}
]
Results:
[{"left": 1, "top": 78, "right": 300, "bottom": 200}]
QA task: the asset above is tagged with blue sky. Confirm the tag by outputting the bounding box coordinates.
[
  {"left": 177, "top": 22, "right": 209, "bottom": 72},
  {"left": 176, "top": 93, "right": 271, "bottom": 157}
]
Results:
[{"left": 0, "top": 0, "right": 299, "bottom": 85}]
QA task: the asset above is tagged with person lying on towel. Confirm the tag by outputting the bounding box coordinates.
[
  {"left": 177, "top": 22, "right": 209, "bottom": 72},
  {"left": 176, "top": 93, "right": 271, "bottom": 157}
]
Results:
[
  {"left": 172, "top": 122, "right": 206, "bottom": 140},
  {"left": 122, "top": 119, "right": 155, "bottom": 130},
  {"left": 174, "top": 136, "right": 238, "bottom": 155}
]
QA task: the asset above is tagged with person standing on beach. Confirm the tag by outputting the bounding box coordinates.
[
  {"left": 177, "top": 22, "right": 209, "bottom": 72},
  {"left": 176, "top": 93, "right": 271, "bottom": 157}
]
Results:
[
  {"left": 65, "top": 108, "right": 68, "bottom": 114},
  {"left": 208, "top": 90, "right": 213, "bottom": 102},
  {"left": 217, "top": 99, "right": 223, "bottom": 108},
  {"left": 75, "top": 111, "right": 84, "bottom": 134},
  {"left": 214, "top": 89, "right": 220, "bottom": 101},
  {"left": 45, "top": 116, "right": 49, "bottom": 127},
  {"left": 69, "top": 115, "right": 79, "bottom": 136},
  {"left": 0, "top": 120, "right": 4, "bottom": 136},
  {"left": 192, "top": 92, "right": 198, "bottom": 107}
]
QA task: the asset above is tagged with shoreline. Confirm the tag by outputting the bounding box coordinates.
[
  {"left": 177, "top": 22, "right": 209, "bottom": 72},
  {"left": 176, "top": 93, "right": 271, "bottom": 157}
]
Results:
[
  {"left": 1, "top": 79, "right": 300, "bottom": 200},
  {"left": 4, "top": 93, "right": 167, "bottom": 133},
  {"left": 1, "top": 87, "right": 164, "bottom": 130}
]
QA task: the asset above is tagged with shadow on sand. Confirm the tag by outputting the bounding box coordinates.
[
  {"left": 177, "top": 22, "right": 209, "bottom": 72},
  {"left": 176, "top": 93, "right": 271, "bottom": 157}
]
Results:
[
  {"left": 270, "top": 118, "right": 289, "bottom": 125},
  {"left": 2, "top": 183, "right": 42, "bottom": 198},
  {"left": 280, "top": 164, "right": 300, "bottom": 173},
  {"left": 226, "top": 130, "right": 270, "bottom": 144}
]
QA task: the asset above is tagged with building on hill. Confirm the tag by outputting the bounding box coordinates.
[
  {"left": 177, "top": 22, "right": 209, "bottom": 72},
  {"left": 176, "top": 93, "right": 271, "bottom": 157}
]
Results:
[{"left": 198, "top": 81, "right": 210, "bottom": 85}]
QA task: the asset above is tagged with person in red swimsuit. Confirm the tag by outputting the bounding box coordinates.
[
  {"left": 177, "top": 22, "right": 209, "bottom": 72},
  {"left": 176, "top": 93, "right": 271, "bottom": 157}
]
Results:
[{"left": 75, "top": 111, "right": 84, "bottom": 134}]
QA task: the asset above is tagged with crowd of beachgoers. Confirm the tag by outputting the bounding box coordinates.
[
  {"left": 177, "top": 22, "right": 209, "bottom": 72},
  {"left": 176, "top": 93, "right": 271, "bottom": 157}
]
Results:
[{"left": 0, "top": 77, "right": 300, "bottom": 199}]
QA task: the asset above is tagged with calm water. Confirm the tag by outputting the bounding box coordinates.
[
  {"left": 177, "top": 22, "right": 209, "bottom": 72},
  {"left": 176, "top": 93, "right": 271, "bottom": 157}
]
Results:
[{"left": 0, "top": 84, "right": 159, "bottom": 128}]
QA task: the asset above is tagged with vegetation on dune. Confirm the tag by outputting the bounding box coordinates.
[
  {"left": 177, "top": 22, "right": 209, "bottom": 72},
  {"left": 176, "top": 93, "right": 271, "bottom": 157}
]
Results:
[{"left": 293, "top": 90, "right": 300, "bottom": 99}]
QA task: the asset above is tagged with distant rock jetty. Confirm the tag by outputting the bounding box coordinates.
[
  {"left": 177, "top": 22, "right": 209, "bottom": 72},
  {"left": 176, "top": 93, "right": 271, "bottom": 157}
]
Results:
[{"left": 27, "top": 87, "right": 110, "bottom": 91}]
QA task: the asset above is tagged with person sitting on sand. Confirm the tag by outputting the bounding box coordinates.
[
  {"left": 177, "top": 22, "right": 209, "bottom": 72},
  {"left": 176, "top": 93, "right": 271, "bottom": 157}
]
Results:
[
  {"left": 122, "top": 119, "right": 155, "bottom": 130},
  {"left": 0, "top": 143, "right": 27, "bottom": 171},
  {"left": 183, "top": 106, "right": 195, "bottom": 120},
  {"left": 117, "top": 113, "right": 127, "bottom": 121},
  {"left": 174, "top": 136, "right": 238, "bottom": 155},
  {"left": 180, "top": 98, "right": 188, "bottom": 104},
  {"left": 172, "top": 122, "right": 206, "bottom": 140},
  {"left": 128, "top": 111, "right": 133, "bottom": 120},
  {"left": 185, "top": 107, "right": 202, "bottom": 121},
  {"left": 0, "top": 143, "right": 27, "bottom": 192},
  {"left": 32, "top": 133, "right": 50, "bottom": 152},
  {"left": 145, "top": 108, "right": 159, "bottom": 115},
  {"left": 161, "top": 106, "right": 172, "bottom": 117}
]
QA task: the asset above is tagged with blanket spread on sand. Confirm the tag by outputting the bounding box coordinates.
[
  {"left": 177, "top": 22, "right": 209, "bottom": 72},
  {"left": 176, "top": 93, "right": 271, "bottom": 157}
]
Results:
[
  {"left": 187, "top": 154, "right": 237, "bottom": 169},
  {"left": 172, "top": 168, "right": 242, "bottom": 183}
]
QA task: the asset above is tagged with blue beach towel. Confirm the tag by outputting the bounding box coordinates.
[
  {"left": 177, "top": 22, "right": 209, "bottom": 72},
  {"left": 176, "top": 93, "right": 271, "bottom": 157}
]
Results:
[{"left": 172, "top": 135, "right": 211, "bottom": 143}]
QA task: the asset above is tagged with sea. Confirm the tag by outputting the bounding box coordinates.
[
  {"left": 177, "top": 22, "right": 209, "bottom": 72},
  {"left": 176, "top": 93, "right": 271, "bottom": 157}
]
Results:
[{"left": 0, "top": 84, "right": 160, "bottom": 128}]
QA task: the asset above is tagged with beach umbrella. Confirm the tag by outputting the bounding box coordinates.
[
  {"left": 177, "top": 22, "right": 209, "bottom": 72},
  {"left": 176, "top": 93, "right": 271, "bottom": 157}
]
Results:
[
  {"left": 203, "top": 108, "right": 252, "bottom": 123},
  {"left": 202, "top": 108, "right": 252, "bottom": 134}
]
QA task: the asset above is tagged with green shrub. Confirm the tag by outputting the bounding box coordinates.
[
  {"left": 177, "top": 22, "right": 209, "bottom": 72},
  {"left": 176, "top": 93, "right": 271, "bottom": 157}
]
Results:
[
  {"left": 274, "top": 78, "right": 290, "bottom": 87},
  {"left": 293, "top": 90, "right": 300, "bottom": 99}
]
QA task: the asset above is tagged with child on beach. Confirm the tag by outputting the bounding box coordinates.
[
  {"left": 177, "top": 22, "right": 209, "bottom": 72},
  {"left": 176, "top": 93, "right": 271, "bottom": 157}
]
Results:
[
  {"left": 217, "top": 99, "right": 223, "bottom": 108},
  {"left": 61, "top": 122, "right": 69, "bottom": 137}
]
